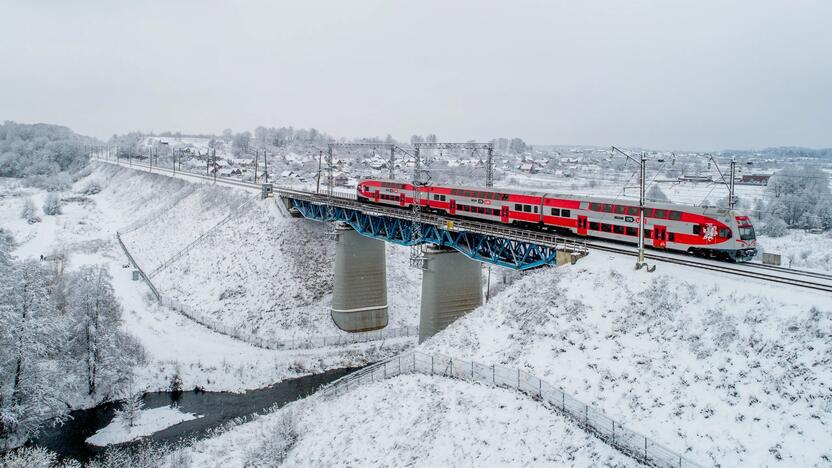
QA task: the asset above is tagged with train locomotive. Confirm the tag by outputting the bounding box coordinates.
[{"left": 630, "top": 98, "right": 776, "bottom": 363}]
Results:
[{"left": 356, "top": 179, "right": 757, "bottom": 262}]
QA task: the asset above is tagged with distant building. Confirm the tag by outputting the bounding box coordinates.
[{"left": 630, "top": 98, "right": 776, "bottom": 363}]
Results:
[
  {"left": 678, "top": 175, "right": 713, "bottom": 183},
  {"left": 739, "top": 174, "right": 771, "bottom": 185}
]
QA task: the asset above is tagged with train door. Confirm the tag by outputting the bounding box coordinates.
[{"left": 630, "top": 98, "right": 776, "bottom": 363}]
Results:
[
  {"left": 373, "top": 190, "right": 380, "bottom": 202},
  {"left": 450, "top": 199, "right": 457, "bottom": 215},
  {"left": 500, "top": 205, "right": 509, "bottom": 223},
  {"left": 653, "top": 225, "right": 667, "bottom": 249},
  {"left": 577, "top": 215, "right": 588, "bottom": 235},
  {"left": 399, "top": 192, "right": 406, "bottom": 207}
]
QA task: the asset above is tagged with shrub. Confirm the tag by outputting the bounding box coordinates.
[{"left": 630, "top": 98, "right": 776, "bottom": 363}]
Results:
[
  {"left": 760, "top": 217, "right": 788, "bottom": 237},
  {"left": 20, "top": 198, "right": 41, "bottom": 224},
  {"left": 42, "top": 193, "right": 62, "bottom": 215},
  {"left": 82, "top": 180, "right": 102, "bottom": 195}
]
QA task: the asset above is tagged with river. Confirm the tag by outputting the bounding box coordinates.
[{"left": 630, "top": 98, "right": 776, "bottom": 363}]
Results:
[{"left": 31, "top": 367, "right": 356, "bottom": 463}]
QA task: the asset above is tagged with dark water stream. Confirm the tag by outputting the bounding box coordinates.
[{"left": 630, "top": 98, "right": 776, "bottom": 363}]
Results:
[{"left": 31, "top": 367, "right": 356, "bottom": 463}]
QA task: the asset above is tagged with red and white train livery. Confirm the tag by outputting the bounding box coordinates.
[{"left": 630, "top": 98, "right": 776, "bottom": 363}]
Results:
[{"left": 357, "top": 179, "right": 757, "bottom": 261}]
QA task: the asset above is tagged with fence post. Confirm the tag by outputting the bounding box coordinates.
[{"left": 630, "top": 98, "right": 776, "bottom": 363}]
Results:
[
  {"left": 612, "top": 420, "right": 615, "bottom": 444},
  {"left": 562, "top": 389, "right": 565, "bottom": 412},
  {"left": 539, "top": 379, "right": 541, "bottom": 398},
  {"left": 585, "top": 405, "right": 588, "bottom": 427},
  {"left": 471, "top": 361, "right": 474, "bottom": 380},
  {"left": 398, "top": 355, "right": 402, "bottom": 375},
  {"left": 413, "top": 352, "right": 416, "bottom": 371},
  {"left": 644, "top": 437, "right": 648, "bottom": 463}
]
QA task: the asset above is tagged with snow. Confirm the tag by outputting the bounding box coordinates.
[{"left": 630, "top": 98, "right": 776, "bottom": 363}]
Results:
[
  {"left": 0, "top": 168, "right": 415, "bottom": 396},
  {"left": 756, "top": 230, "right": 832, "bottom": 271},
  {"left": 179, "top": 374, "right": 637, "bottom": 467},
  {"left": 421, "top": 253, "right": 832, "bottom": 467},
  {"left": 85, "top": 406, "right": 202, "bottom": 447},
  {"left": 95, "top": 163, "right": 423, "bottom": 341}
]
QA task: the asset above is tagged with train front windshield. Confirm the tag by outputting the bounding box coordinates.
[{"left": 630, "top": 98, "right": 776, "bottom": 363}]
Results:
[{"left": 739, "top": 226, "right": 756, "bottom": 241}]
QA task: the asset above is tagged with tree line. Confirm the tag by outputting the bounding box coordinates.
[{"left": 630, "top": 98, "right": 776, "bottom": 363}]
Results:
[{"left": 0, "top": 230, "right": 145, "bottom": 449}]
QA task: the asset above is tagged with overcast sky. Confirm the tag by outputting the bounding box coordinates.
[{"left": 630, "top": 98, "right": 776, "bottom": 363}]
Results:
[{"left": 1, "top": 1, "right": 830, "bottom": 150}]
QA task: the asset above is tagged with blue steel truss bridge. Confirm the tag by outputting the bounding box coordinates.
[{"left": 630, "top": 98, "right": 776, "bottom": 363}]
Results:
[{"left": 275, "top": 187, "right": 588, "bottom": 270}]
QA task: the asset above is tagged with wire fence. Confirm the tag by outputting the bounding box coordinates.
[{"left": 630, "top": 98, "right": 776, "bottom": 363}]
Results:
[
  {"left": 116, "top": 231, "right": 161, "bottom": 302},
  {"left": 319, "top": 351, "right": 703, "bottom": 468},
  {"left": 160, "top": 295, "right": 417, "bottom": 351},
  {"left": 116, "top": 231, "right": 418, "bottom": 351}
]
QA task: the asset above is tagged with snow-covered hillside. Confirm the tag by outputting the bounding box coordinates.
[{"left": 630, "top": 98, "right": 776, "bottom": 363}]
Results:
[
  {"left": 180, "top": 374, "right": 638, "bottom": 467},
  {"left": 421, "top": 254, "right": 832, "bottom": 467},
  {"left": 94, "top": 164, "right": 422, "bottom": 341}
]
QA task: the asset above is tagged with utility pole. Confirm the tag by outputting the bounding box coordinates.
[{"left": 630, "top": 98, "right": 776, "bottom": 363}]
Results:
[
  {"left": 611, "top": 146, "right": 652, "bottom": 271},
  {"left": 316, "top": 150, "right": 323, "bottom": 193},
  {"left": 728, "top": 157, "right": 737, "bottom": 209},
  {"left": 254, "top": 150, "right": 259, "bottom": 183},
  {"left": 486, "top": 145, "right": 494, "bottom": 188},
  {"left": 263, "top": 149, "right": 269, "bottom": 183},
  {"left": 212, "top": 148, "right": 217, "bottom": 183},
  {"left": 389, "top": 146, "right": 396, "bottom": 180},
  {"left": 172, "top": 148, "right": 176, "bottom": 176}
]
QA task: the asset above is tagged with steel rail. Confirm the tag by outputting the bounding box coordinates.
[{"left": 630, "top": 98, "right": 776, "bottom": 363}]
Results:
[{"left": 99, "top": 158, "right": 832, "bottom": 292}]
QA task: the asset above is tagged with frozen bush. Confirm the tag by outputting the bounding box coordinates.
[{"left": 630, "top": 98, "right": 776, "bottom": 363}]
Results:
[
  {"left": 42, "top": 193, "right": 62, "bottom": 215},
  {"left": 760, "top": 217, "right": 788, "bottom": 237},
  {"left": 20, "top": 197, "right": 41, "bottom": 224},
  {"left": 0, "top": 446, "right": 80, "bottom": 468},
  {"left": 82, "top": 180, "right": 102, "bottom": 195},
  {"left": 646, "top": 184, "right": 669, "bottom": 202}
]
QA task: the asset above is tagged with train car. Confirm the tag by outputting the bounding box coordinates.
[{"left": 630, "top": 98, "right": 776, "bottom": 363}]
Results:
[{"left": 356, "top": 179, "right": 757, "bottom": 261}]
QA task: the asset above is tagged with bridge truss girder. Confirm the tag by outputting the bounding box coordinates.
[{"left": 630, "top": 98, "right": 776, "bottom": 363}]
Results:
[{"left": 291, "top": 198, "right": 565, "bottom": 270}]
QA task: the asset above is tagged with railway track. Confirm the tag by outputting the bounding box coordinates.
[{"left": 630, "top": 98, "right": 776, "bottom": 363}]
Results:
[
  {"left": 100, "top": 158, "right": 832, "bottom": 293},
  {"left": 586, "top": 241, "right": 832, "bottom": 293}
]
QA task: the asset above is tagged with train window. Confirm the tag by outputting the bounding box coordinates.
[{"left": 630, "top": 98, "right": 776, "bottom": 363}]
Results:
[
  {"left": 669, "top": 211, "right": 682, "bottom": 221},
  {"left": 613, "top": 225, "right": 625, "bottom": 234},
  {"left": 654, "top": 209, "right": 667, "bottom": 219},
  {"left": 645, "top": 229, "right": 652, "bottom": 238},
  {"left": 604, "top": 204, "right": 613, "bottom": 213},
  {"left": 719, "top": 228, "right": 732, "bottom": 238},
  {"left": 693, "top": 225, "right": 700, "bottom": 235},
  {"left": 551, "top": 208, "right": 561, "bottom": 216},
  {"left": 562, "top": 209, "right": 571, "bottom": 217},
  {"left": 441, "top": 195, "right": 446, "bottom": 201},
  {"left": 627, "top": 206, "right": 639, "bottom": 216},
  {"left": 534, "top": 206, "right": 538, "bottom": 213},
  {"left": 589, "top": 222, "right": 599, "bottom": 230},
  {"left": 602, "top": 223, "right": 612, "bottom": 232},
  {"left": 668, "top": 232, "right": 675, "bottom": 242},
  {"left": 503, "top": 194, "right": 509, "bottom": 201},
  {"left": 523, "top": 205, "right": 531, "bottom": 213},
  {"left": 615, "top": 205, "right": 626, "bottom": 215},
  {"left": 589, "top": 202, "right": 600, "bottom": 211},
  {"left": 479, "top": 207, "right": 485, "bottom": 214},
  {"left": 626, "top": 227, "right": 637, "bottom": 236},
  {"left": 515, "top": 204, "right": 522, "bottom": 211}
]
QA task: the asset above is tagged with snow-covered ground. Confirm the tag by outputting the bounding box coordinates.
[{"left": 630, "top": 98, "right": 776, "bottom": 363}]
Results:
[
  {"left": 95, "top": 163, "right": 423, "bottom": 340},
  {"left": 178, "top": 374, "right": 638, "bottom": 467},
  {"left": 757, "top": 230, "right": 832, "bottom": 272},
  {"left": 86, "top": 406, "right": 201, "bottom": 447},
  {"left": 421, "top": 253, "right": 832, "bottom": 467},
  {"left": 0, "top": 168, "right": 414, "bottom": 395}
]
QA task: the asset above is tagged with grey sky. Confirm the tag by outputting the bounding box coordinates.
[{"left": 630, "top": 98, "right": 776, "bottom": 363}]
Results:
[{"left": 1, "top": 1, "right": 830, "bottom": 150}]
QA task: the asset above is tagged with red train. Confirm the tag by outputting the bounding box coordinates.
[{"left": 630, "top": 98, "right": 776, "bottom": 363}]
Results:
[{"left": 356, "top": 179, "right": 758, "bottom": 261}]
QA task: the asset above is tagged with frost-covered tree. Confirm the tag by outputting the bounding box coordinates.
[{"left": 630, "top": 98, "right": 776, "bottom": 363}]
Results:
[
  {"left": 42, "top": 194, "right": 62, "bottom": 216},
  {"left": 66, "top": 266, "right": 134, "bottom": 398},
  {"left": 0, "top": 260, "right": 68, "bottom": 445},
  {"left": 765, "top": 166, "right": 831, "bottom": 228},
  {"left": 19, "top": 198, "right": 40, "bottom": 224},
  {"left": 646, "top": 184, "right": 669, "bottom": 202},
  {"left": 116, "top": 387, "right": 144, "bottom": 430}
]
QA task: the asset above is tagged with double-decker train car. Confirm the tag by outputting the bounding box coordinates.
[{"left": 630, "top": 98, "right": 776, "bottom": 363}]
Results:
[{"left": 356, "top": 179, "right": 757, "bottom": 261}]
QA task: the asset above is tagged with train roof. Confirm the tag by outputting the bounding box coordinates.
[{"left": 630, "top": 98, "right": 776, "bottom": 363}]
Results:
[{"left": 358, "top": 178, "right": 739, "bottom": 217}]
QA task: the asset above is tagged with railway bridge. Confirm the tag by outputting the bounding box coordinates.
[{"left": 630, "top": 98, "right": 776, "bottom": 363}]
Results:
[{"left": 275, "top": 187, "right": 588, "bottom": 341}]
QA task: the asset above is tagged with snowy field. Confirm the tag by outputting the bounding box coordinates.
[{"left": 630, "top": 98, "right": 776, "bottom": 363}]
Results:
[
  {"left": 421, "top": 254, "right": 832, "bottom": 467},
  {"left": 756, "top": 230, "right": 832, "bottom": 271},
  {"left": 0, "top": 168, "right": 414, "bottom": 395},
  {"left": 177, "top": 374, "right": 638, "bottom": 467}
]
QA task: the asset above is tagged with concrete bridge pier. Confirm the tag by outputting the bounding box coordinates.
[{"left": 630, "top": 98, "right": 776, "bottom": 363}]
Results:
[
  {"left": 419, "top": 245, "right": 483, "bottom": 343},
  {"left": 331, "top": 223, "right": 388, "bottom": 332}
]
